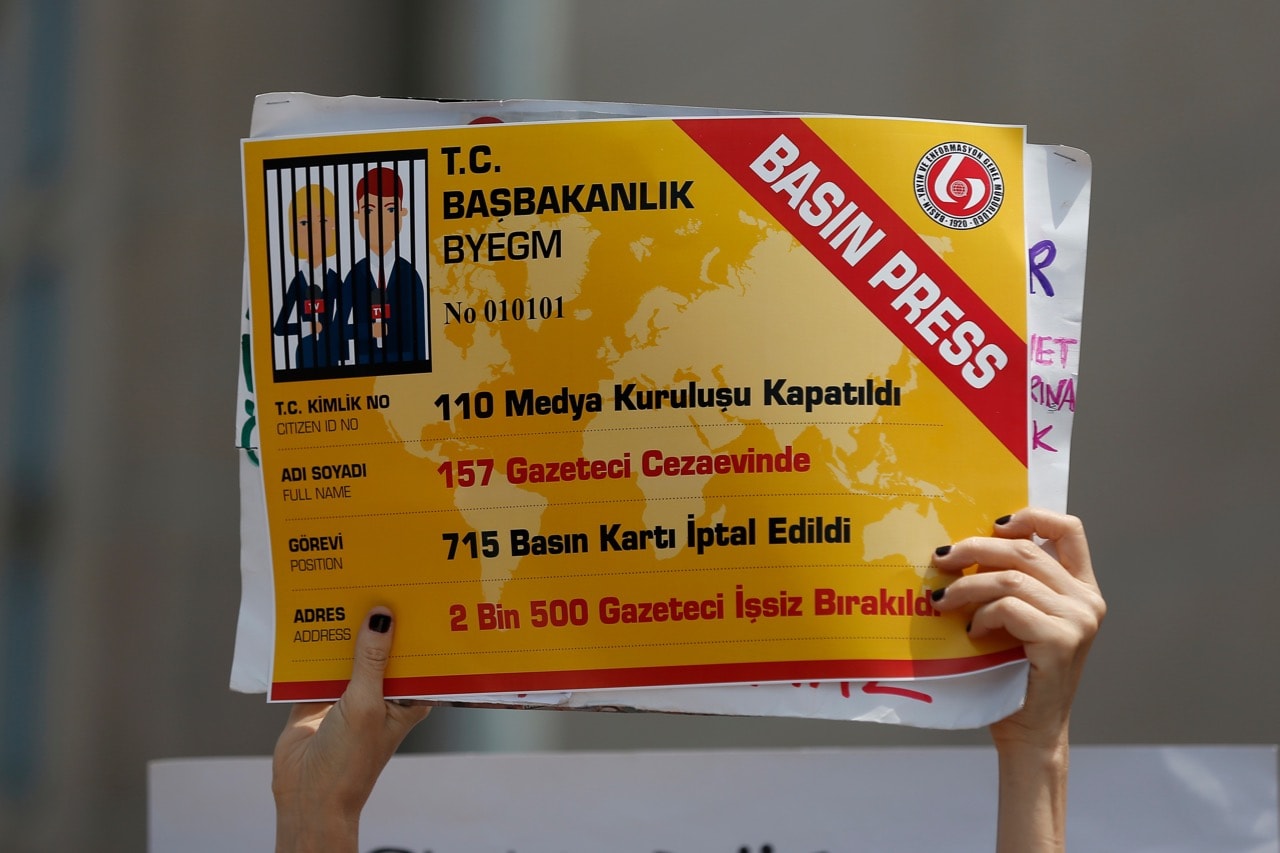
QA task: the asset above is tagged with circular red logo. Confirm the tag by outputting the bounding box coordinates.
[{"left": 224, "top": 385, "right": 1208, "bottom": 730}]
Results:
[{"left": 914, "top": 143, "right": 1005, "bottom": 229}]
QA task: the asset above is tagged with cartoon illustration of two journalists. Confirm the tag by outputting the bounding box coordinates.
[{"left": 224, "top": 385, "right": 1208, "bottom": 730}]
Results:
[{"left": 263, "top": 156, "right": 431, "bottom": 381}]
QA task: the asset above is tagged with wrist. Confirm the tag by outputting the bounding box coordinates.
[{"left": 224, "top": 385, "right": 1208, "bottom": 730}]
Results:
[
  {"left": 275, "top": 801, "right": 360, "bottom": 853},
  {"left": 990, "top": 704, "right": 1071, "bottom": 755},
  {"left": 995, "top": 732, "right": 1070, "bottom": 782}
]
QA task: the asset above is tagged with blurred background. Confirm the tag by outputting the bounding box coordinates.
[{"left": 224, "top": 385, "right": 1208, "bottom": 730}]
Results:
[{"left": 1, "top": 0, "right": 1277, "bottom": 848}]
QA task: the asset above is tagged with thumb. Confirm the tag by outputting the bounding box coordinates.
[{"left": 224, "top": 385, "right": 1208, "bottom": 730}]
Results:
[{"left": 346, "top": 607, "right": 394, "bottom": 703}]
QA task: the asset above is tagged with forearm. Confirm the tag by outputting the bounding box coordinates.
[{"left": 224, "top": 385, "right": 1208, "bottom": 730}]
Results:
[{"left": 995, "top": 731, "right": 1070, "bottom": 853}]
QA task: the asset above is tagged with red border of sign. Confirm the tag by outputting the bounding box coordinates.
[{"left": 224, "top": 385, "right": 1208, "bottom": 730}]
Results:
[{"left": 270, "top": 647, "right": 1027, "bottom": 701}]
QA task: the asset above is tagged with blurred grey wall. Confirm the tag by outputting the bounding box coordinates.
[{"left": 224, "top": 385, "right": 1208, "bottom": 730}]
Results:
[{"left": 0, "top": 0, "right": 1276, "bottom": 849}]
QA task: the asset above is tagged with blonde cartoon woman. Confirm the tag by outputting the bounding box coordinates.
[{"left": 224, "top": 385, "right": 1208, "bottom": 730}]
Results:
[{"left": 275, "top": 184, "right": 342, "bottom": 369}]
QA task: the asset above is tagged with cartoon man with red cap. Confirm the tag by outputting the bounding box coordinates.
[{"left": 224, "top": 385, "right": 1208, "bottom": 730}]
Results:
[{"left": 343, "top": 166, "right": 427, "bottom": 366}]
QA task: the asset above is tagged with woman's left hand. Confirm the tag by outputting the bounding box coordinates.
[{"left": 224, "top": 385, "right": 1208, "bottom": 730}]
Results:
[{"left": 272, "top": 608, "right": 430, "bottom": 852}]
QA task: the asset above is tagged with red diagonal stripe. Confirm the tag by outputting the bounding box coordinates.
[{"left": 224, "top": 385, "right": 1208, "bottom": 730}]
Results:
[{"left": 676, "top": 117, "right": 1026, "bottom": 465}]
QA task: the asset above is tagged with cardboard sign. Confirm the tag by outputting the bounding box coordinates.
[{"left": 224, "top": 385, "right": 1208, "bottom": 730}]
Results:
[
  {"left": 242, "top": 113, "right": 1028, "bottom": 701},
  {"left": 232, "top": 96, "right": 1092, "bottom": 727}
]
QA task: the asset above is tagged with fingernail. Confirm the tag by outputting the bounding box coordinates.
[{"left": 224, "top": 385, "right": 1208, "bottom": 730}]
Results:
[
  {"left": 994, "top": 514, "right": 1012, "bottom": 526},
  {"left": 930, "top": 587, "right": 946, "bottom": 602},
  {"left": 369, "top": 613, "right": 391, "bottom": 633},
  {"left": 934, "top": 545, "right": 952, "bottom": 557}
]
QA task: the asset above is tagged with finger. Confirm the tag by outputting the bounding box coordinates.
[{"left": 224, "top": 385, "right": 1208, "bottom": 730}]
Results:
[
  {"left": 968, "top": 595, "right": 1090, "bottom": 655},
  {"left": 276, "top": 702, "right": 334, "bottom": 758},
  {"left": 933, "top": 535, "right": 1077, "bottom": 594},
  {"left": 991, "top": 508, "right": 1095, "bottom": 587},
  {"left": 285, "top": 701, "right": 334, "bottom": 731},
  {"left": 389, "top": 700, "right": 433, "bottom": 727},
  {"left": 970, "top": 596, "right": 1052, "bottom": 644},
  {"left": 931, "top": 569, "right": 1063, "bottom": 617},
  {"left": 345, "top": 607, "right": 394, "bottom": 705}
]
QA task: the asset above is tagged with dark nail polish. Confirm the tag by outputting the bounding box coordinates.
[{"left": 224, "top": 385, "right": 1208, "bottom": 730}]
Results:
[
  {"left": 994, "top": 514, "right": 1012, "bottom": 526},
  {"left": 930, "top": 587, "right": 946, "bottom": 602},
  {"left": 934, "top": 545, "right": 952, "bottom": 557},
  {"left": 369, "top": 613, "right": 392, "bottom": 634}
]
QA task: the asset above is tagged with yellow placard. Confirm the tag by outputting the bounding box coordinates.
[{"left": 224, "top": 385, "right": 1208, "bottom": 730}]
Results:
[{"left": 242, "top": 115, "right": 1027, "bottom": 700}]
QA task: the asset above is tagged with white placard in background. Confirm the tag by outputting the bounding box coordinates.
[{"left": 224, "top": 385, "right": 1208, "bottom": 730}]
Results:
[{"left": 150, "top": 746, "right": 1277, "bottom": 852}]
